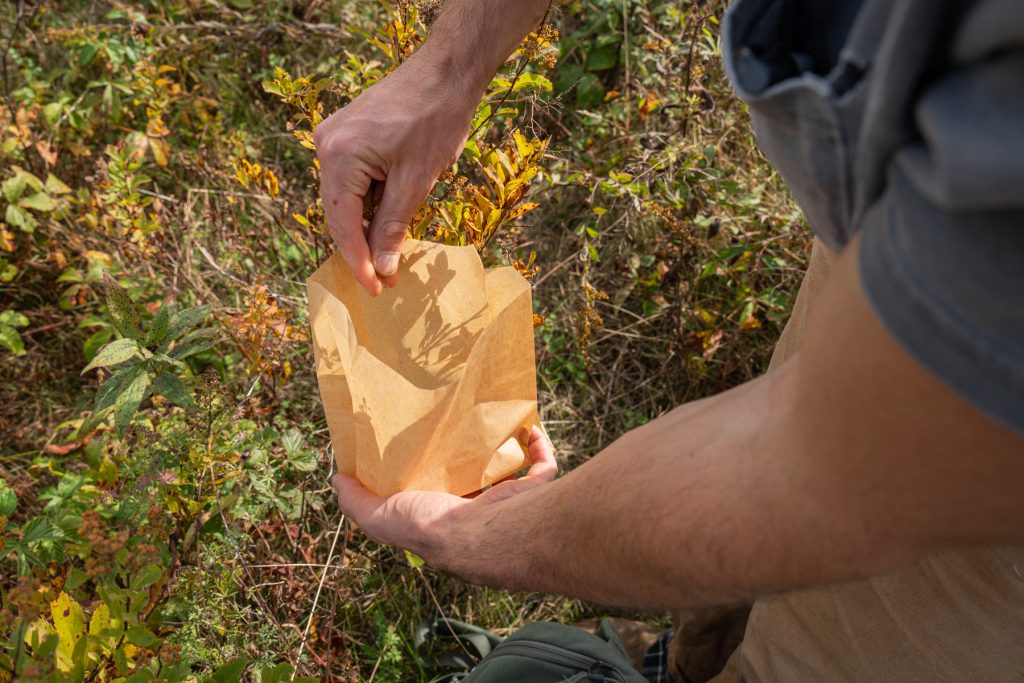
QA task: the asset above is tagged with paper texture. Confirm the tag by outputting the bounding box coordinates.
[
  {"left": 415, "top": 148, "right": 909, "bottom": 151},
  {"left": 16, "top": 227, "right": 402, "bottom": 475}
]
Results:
[{"left": 307, "top": 239, "right": 538, "bottom": 497}]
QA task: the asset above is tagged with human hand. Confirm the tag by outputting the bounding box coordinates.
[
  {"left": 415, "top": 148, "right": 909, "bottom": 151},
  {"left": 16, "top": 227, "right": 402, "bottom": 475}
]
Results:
[
  {"left": 314, "top": 51, "right": 479, "bottom": 296},
  {"left": 330, "top": 426, "right": 557, "bottom": 573}
]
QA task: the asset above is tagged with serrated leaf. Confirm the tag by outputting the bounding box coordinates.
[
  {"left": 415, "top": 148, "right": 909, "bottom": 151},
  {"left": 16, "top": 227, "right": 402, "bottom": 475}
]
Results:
[
  {"left": 19, "top": 192, "right": 57, "bottom": 212},
  {"left": 113, "top": 368, "right": 152, "bottom": 436},
  {"left": 81, "top": 337, "right": 140, "bottom": 374},
  {"left": 51, "top": 592, "right": 86, "bottom": 672},
  {"left": 145, "top": 300, "right": 171, "bottom": 346},
  {"left": 103, "top": 272, "right": 142, "bottom": 340},
  {"left": 166, "top": 304, "right": 211, "bottom": 341},
  {"left": 152, "top": 370, "right": 193, "bottom": 409},
  {"left": 0, "top": 480, "right": 16, "bottom": 516}
]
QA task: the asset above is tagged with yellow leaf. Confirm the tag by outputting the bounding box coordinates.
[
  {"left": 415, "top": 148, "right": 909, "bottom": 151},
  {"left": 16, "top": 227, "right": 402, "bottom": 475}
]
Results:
[
  {"left": 89, "top": 601, "right": 110, "bottom": 638},
  {"left": 506, "top": 202, "right": 540, "bottom": 221},
  {"left": 262, "top": 169, "right": 279, "bottom": 197},
  {"left": 513, "top": 130, "right": 532, "bottom": 161},
  {"left": 51, "top": 591, "right": 86, "bottom": 671},
  {"left": 44, "top": 174, "right": 72, "bottom": 195},
  {"left": 24, "top": 618, "right": 56, "bottom": 650},
  {"left": 149, "top": 137, "right": 170, "bottom": 167}
]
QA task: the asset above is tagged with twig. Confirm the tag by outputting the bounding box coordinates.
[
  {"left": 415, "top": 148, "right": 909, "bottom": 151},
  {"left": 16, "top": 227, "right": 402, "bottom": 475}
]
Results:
[{"left": 292, "top": 514, "right": 346, "bottom": 680}]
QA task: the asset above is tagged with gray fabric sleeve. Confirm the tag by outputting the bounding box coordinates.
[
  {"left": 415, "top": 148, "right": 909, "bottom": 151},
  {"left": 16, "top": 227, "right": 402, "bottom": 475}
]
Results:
[{"left": 858, "top": 11, "right": 1024, "bottom": 434}]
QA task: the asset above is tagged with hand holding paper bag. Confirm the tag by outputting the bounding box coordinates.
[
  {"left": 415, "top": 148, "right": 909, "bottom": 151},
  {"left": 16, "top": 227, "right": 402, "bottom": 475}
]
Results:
[{"left": 307, "top": 239, "right": 539, "bottom": 497}]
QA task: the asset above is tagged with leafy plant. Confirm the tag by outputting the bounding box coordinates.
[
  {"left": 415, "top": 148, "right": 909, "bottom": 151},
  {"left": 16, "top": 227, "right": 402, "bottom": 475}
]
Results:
[{"left": 80, "top": 274, "right": 216, "bottom": 436}]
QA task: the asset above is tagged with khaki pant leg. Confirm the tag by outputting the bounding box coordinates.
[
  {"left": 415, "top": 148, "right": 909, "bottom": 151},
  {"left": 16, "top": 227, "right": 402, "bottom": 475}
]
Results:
[{"left": 667, "top": 238, "right": 837, "bottom": 683}]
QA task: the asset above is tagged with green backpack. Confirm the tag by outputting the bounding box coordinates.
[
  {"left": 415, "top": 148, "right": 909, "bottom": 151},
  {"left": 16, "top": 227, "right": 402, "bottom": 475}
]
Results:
[{"left": 416, "top": 616, "right": 651, "bottom": 683}]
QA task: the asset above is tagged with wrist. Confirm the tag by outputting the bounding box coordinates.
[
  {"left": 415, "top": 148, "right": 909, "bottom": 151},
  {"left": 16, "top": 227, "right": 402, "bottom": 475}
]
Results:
[{"left": 412, "top": 39, "right": 492, "bottom": 107}]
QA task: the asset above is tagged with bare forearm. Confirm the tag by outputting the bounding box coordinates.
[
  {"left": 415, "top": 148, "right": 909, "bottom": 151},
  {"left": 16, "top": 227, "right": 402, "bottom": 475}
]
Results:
[
  {"left": 416, "top": 0, "right": 553, "bottom": 96},
  {"left": 439, "top": 237, "right": 1024, "bottom": 608},
  {"left": 444, "top": 365, "right": 872, "bottom": 609}
]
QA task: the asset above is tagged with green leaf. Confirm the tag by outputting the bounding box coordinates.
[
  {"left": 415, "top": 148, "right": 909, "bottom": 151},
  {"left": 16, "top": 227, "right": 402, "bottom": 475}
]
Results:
[
  {"left": 209, "top": 657, "right": 250, "bottom": 682},
  {"left": 43, "top": 101, "right": 63, "bottom": 126},
  {"left": 169, "top": 337, "right": 219, "bottom": 360},
  {"left": 94, "top": 364, "right": 143, "bottom": 414},
  {"left": 81, "top": 337, "right": 141, "bottom": 374},
  {"left": 19, "top": 192, "right": 57, "bottom": 212},
  {"left": 51, "top": 591, "right": 86, "bottom": 671},
  {"left": 152, "top": 370, "right": 194, "bottom": 409},
  {"left": 1, "top": 173, "right": 27, "bottom": 202},
  {"left": 0, "top": 310, "right": 29, "bottom": 327},
  {"left": 145, "top": 300, "right": 171, "bottom": 346},
  {"left": 259, "top": 663, "right": 294, "bottom": 683},
  {"left": 514, "top": 73, "right": 553, "bottom": 93},
  {"left": 83, "top": 327, "right": 113, "bottom": 361},
  {"left": 0, "top": 325, "right": 26, "bottom": 356},
  {"left": 404, "top": 550, "right": 425, "bottom": 568},
  {"left": 102, "top": 272, "right": 142, "bottom": 340},
  {"left": 0, "top": 480, "right": 16, "bottom": 516},
  {"left": 113, "top": 368, "right": 152, "bottom": 435},
  {"left": 166, "top": 304, "right": 212, "bottom": 341},
  {"left": 5, "top": 203, "right": 37, "bottom": 232},
  {"left": 132, "top": 563, "right": 163, "bottom": 590},
  {"left": 125, "top": 625, "right": 160, "bottom": 648},
  {"left": 0, "top": 258, "right": 17, "bottom": 282},
  {"left": 65, "top": 567, "right": 89, "bottom": 591},
  {"left": 575, "top": 72, "right": 605, "bottom": 107},
  {"left": 585, "top": 44, "right": 619, "bottom": 71},
  {"left": 78, "top": 43, "right": 100, "bottom": 66}
]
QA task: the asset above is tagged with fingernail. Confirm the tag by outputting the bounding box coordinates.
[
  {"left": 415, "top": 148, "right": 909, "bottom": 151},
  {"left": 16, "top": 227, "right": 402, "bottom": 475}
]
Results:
[{"left": 376, "top": 252, "right": 400, "bottom": 276}]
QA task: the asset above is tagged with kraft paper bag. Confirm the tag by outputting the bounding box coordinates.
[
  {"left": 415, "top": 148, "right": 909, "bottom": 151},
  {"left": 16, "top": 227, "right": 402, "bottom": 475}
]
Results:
[{"left": 307, "top": 239, "right": 539, "bottom": 497}]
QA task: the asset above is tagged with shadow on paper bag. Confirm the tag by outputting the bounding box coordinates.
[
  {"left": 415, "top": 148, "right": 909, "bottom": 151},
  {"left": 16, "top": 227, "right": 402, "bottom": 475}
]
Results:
[{"left": 306, "top": 239, "right": 539, "bottom": 497}]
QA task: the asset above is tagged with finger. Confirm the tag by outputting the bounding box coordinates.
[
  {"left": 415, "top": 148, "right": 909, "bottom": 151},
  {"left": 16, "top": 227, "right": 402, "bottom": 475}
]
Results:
[
  {"left": 367, "top": 170, "right": 428, "bottom": 278},
  {"left": 322, "top": 173, "right": 383, "bottom": 296},
  {"left": 331, "top": 473, "right": 386, "bottom": 527},
  {"left": 524, "top": 425, "right": 557, "bottom": 481}
]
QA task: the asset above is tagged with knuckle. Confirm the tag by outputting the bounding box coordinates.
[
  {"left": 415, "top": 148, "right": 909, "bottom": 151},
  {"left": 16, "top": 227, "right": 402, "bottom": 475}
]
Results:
[
  {"left": 376, "top": 219, "right": 409, "bottom": 241},
  {"left": 317, "top": 130, "right": 361, "bottom": 162}
]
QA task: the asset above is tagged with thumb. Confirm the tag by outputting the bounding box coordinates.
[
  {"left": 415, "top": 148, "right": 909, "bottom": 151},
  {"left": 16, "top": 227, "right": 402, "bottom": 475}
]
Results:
[
  {"left": 367, "top": 170, "right": 427, "bottom": 279},
  {"left": 331, "top": 473, "right": 385, "bottom": 525}
]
